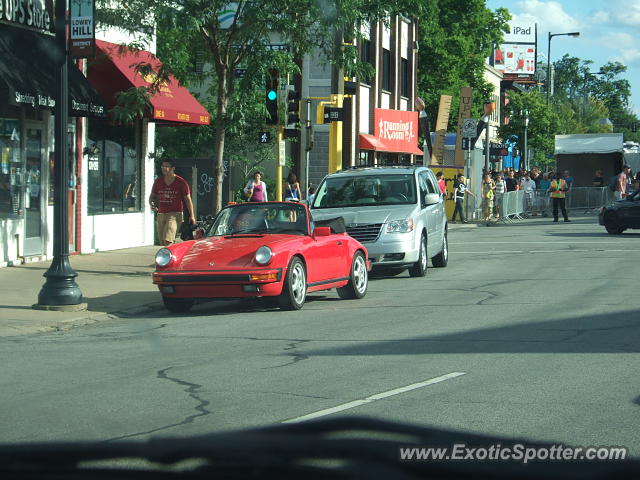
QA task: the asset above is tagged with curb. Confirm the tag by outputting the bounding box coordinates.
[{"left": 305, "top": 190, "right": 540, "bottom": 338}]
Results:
[{"left": 2, "top": 301, "right": 165, "bottom": 337}]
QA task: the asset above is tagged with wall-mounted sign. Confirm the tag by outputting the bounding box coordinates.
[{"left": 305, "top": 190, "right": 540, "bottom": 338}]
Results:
[
  {"left": 70, "top": 0, "right": 95, "bottom": 58},
  {"left": 0, "top": 0, "right": 54, "bottom": 33}
]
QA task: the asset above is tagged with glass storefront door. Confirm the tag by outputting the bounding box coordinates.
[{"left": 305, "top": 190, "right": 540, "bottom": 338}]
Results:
[{"left": 24, "top": 125, "right": 45, "bottom": 256}]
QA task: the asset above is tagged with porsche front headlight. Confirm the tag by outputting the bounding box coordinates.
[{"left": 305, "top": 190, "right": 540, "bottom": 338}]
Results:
[
  {"left": 155, "top": 248, "right": 174, "bottom": 267},
  {"left": 255, "top": 246, "right": 274, "bottom": 265},
  {"left": 387, "top": 219, "right": 414, "bottom": 233}
]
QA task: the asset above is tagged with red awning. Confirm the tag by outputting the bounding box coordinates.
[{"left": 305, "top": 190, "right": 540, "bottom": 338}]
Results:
[
  {"left": 89, "top": 40, "right": 210, "bottom": 126},
  {"left": 359, "top": 133, "right": 423, "bottom": 155}
]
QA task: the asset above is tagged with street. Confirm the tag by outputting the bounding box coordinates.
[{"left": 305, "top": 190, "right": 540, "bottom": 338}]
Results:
[{"left": 1, "top": 217, "right": 639, "bottom": 457}]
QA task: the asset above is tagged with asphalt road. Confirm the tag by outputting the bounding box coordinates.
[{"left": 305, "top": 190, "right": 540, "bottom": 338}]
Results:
[{"left": 1, "top": 216, "right": 639, "bottom": 458}]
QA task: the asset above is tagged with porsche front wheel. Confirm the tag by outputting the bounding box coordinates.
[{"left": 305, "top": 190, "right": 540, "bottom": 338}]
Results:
[
  {"left": 162, "top": 296, "right": 194, "bottom": 313},
  {"left": 278, "top": 257, "right": 307, "bottom": 310},
  {"left": 337, "top": 251, "right": 368, "bottom": 300}
]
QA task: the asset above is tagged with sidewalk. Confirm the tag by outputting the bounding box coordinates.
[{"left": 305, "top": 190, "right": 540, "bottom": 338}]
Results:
[{"left": 0, "top": 245, "right": 162, "bottom": 337}]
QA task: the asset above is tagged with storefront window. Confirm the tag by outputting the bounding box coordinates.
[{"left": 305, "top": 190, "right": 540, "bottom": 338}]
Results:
[
  {"left": 87, "top": 120, "right": 141, "bottom": 214},
  {"left": 0, "top": 117, "right": 23, "bottom": 217}
]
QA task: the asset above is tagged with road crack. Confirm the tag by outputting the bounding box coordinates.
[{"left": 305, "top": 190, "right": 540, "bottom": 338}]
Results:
[
  {"left": 105, "top": 366, "right": 211, "bottom": 442},
  {"left": 264, "top": 340, "right": 310, "bottom": 369}
]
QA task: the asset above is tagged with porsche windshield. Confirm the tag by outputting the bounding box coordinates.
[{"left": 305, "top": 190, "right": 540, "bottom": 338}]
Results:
[
  {"left": 208, "top": 203, "right": 309, "bottom": 236},
  {"left": 312, "top": 174, "right": 416, "bottom": 208}
]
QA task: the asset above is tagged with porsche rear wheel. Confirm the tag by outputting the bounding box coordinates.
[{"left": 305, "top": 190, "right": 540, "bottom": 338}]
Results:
[
  {"left": 337, "top": 251, "right": 368, "bottom": 300},
  {"left": 278, "top": 257, "right": 307, "bottom": 310},
  {"left": 162, "top": 296, "right": 194, "bottom": 313}
]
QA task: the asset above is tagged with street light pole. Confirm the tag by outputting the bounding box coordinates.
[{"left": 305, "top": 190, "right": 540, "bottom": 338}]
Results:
[
  {"left": 546, "top": 31, "right": 580, "bottom": 104},
  {"left": 35, "top": 0, "right": 85, "bottom": 310},
  {"left": 523, "top": 110, "right": 529, "bottom": 170}
]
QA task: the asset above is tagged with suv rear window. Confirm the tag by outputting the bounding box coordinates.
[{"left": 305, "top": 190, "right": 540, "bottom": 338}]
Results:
[{"left": 312, "top": 174, "right": 417, "bottom": 208}]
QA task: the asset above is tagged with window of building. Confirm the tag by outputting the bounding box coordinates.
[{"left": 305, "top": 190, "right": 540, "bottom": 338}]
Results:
[
  {"left": 87, "top": 120, "right": 142, "bottom": 215},
  {"left": 382, "top": 48, "right": 391, "bottom": 92},
  {"left": 360, "top": 38, "right": 373, "bottom": 85},
  {"left": 401, "top": 58, "right": 409, "bottom": 98},
  {"left": 0, "top": 115, "right": 22, "bottom": 218}
]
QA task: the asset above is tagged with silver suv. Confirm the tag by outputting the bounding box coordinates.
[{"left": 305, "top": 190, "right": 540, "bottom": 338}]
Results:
[{"left": 310, "top": 166, "right": 448, "bottom": 276}]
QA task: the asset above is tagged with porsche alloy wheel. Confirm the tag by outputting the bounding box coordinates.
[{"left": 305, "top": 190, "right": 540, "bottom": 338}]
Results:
[
  {"left": 432, "top": 230, "right": 448, "bottom": 268},
  {"left": 162, "top": 296, "right": 194, "bottom": 313},
  {"left": 409, "top": 234, "right": 428, "bottom": 277},
  {"left": 278, "top": 257, "right": 307, "bottom": 310},
  {"left": 337, "top": 251, "right": 368, "bottom": 300}
]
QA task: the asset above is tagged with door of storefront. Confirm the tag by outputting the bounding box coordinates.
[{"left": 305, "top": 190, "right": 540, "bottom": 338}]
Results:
[{"left": 23, "top": 124, "right": 46, "bottom": 256}]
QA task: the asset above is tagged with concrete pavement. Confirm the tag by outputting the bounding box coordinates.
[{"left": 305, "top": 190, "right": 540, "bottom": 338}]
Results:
[{"left": 0, "top": 245, "right": 162, "bottom": 337}]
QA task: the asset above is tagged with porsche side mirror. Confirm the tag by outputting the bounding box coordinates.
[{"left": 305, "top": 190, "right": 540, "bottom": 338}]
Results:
[
  {"left": 424, "top": 193, "right": 440, "bottom": 206},
  {"left": 313, "top": 226, "right": 331, "bottom": 237}
]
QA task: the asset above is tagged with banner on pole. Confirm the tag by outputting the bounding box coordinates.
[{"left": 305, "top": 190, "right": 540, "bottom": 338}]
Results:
[{"left": 70, "top": 0, "right": 96, "bottom": 58}]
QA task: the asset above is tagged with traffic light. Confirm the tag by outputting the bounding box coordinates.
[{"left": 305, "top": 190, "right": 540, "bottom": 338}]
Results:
[
  {"left": 632, "top": 123, "right": 638, "bottom": 133},
  {"left": 265, "top": 69, "right": 279, "bottom": 125},
  {"left": 285, "top": 85, "right": 300, "bottom": 128}
]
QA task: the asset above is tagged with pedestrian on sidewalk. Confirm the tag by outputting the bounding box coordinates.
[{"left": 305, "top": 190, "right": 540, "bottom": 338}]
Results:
[
  {"left": 481, "top": 173, "right": 495, "bottom": 221},
  {"left": 244, "top": 171, "right": 268, "bottom": 202},
  {"left": 284, "top": 172, "right": 301, "bottom": 202},
  {"left": 549, "top": 174, "right": 570, "bottom": 223},
  {"left": 451, "top": 173, "right": 475, "bottom": 223},
  {"left": 149, "top": 159, "right": 196, "bottom": 246},
  {"left": 493, "top": 173, "right": 506, "bottom": 220},
  {"left": 614, "top": 165, "right": 630, "bottom": 201},
  {"left": 436, "top": 171, "right": 447, "bottom": 197}
]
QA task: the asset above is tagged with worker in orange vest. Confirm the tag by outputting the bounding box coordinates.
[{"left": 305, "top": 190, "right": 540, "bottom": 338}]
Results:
[{"left": 549, "top": 173, "right": 570, "bottom": 223}]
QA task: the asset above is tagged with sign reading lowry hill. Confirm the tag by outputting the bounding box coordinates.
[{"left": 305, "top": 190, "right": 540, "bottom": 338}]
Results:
[
  {"left": 70, "top": 0, "right": 95, "bottom": 58},
  {"left": 0, "top": 0, "right": 54, "bottom": 33}
]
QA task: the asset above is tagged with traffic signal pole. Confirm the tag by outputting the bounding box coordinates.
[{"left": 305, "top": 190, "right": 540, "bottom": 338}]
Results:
[{"left": 328, "top": 94, "right": 343, "bottom": 173}]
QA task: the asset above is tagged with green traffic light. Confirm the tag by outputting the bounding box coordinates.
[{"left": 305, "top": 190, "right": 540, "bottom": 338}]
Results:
[{"left": 267, "top": 90, "right": 277, "bottom": 101}]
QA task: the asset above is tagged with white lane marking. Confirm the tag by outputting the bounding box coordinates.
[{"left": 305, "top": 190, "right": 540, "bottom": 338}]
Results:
[{"left": 282, "top": 372, "right": 466, "bottom": 424}]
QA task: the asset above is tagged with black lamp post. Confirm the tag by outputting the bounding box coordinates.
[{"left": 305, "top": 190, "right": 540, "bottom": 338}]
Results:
[
  {"left": 546, "top": 31, "right": 580, "bottom": 104},
  {"left": 34, "top": 0, "right": 85, "bottom": 310}
]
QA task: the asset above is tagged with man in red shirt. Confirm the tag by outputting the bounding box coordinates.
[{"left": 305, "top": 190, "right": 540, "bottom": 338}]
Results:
[{"left": 149, "top": 160, "right": 196, "bottom": 245}]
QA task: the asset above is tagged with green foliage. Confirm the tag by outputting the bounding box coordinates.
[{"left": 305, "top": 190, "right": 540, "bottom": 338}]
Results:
[
  {"left": 498, "top": 90, "right": 559, "bottom": 168},
  {"left": 550, "top": 55, "right": 639, "bottom": 140},
  {"left": 416, "top": 0, "right": 510, "bottom": 129}
]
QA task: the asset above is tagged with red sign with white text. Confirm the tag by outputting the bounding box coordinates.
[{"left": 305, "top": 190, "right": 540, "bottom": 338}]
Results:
[{"left": 373, "top": 108, "right": 422, "bottom": 155}]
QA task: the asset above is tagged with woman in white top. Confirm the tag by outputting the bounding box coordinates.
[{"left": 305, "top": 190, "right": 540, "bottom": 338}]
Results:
[{"left": 244, "top": 171, "right": 268, "bottom": 202}]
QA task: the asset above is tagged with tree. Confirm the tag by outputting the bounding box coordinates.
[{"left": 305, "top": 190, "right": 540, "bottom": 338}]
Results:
[
  {"left": 551, "top": 55, "right": 639, "bottom": 140},
  {"left": 416, "top": 0, "right": 510, "bottom": 129},
  {"left": 97, "top": 0, "right": 424, "bottom": 213},
  {"left": 499, "top": 90, "right": 559, "bottom": 168}
]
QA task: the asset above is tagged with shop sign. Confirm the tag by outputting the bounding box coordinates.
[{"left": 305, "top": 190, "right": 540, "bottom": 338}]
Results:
[
  {"left": 0, "top": 0, "right": 54, "bottom": 34},
  {"left": 70, "top": 0, "right": 95, "bottom": 58},
  {"left": 374, "top": 108, "right": 419, "bottom": 154}
]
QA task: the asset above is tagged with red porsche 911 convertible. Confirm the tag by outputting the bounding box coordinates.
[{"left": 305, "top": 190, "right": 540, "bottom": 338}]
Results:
[{"left": 153, "top": 202, "right": 370, "bottom": 312}]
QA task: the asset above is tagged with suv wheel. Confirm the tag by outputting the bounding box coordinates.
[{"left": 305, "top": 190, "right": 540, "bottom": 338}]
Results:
[
  {"left": 409, "top": 234, "right": 428, "bottom": 277},
  {"left": 432, "top": 230, "right": 448, "bottom": 267}
]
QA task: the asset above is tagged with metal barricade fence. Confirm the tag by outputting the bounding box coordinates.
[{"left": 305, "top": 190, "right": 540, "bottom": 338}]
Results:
[
  {"left": 497, "top": 190, "right": 525, "bottom": 222},
  {"left": 500, "top": 187, "right": 614, "bottom": 221},
  {"left": 565, "top": 187, "right": 613, "bottom": 213}
]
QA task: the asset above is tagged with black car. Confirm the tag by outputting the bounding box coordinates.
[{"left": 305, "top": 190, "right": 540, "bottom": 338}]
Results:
[{"left": 599, "top": 189, "right": 640, "bottom": 234}]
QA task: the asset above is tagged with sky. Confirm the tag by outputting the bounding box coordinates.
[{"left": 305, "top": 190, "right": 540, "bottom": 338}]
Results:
[{"left": 486, "top": 0, "right": 640, "bottom": 115}]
